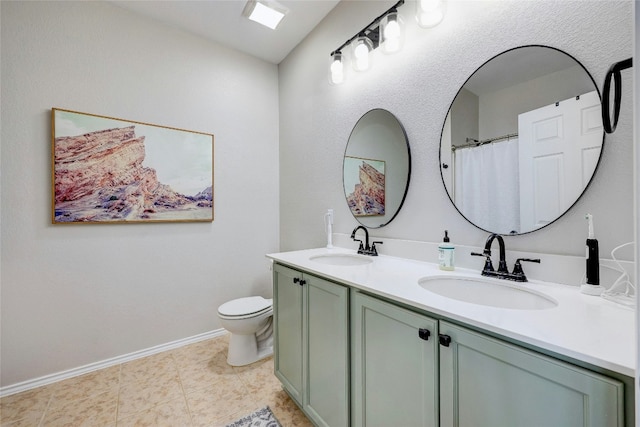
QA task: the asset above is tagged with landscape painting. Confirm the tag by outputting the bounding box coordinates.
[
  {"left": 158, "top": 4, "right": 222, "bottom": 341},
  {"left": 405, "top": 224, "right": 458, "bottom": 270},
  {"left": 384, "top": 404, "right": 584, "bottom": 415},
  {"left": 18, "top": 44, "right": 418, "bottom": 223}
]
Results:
[
  {"left": 343, "top": 156, "right": 385, "bottom": 216},
  {"left": 52, "top": 108, "right": 214, "bottom": 223}
]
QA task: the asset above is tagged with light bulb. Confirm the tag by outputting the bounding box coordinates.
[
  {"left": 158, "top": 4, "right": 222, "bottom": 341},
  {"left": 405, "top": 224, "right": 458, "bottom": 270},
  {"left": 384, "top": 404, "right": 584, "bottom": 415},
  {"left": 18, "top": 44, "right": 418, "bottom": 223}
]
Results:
[
  {"left": 354, "top": 42, "right": 369, "bottom": 59},
  {"left": 416, "top": 0, "right": 446, "bottom": 28},
  {"left": 355, "top": 48, "right": 369, "bottom": 71},
  {"left": 329, "top": 54, "right": 344, "bottom": 85},
  {"left": 352, "top": 37, "right": 373, "bottom": 72},
  {"left": 419, "top": 0, "right": 441, "bottom": 13},
  {"left": 381, "top": 11, "right": 403, "bottom": 54},
  {"left": 331, "top": 59, "right": 342, "bottom": 74},
  {"left": 384, "top": 20, "right": 400, "bottom": 40}
]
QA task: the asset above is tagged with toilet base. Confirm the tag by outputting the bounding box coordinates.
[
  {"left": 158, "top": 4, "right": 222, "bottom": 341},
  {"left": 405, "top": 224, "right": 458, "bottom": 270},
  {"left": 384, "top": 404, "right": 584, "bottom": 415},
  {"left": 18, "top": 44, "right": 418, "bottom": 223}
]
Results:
[{"left": 227, "top": 333, "right": 273, "bottom": 366}]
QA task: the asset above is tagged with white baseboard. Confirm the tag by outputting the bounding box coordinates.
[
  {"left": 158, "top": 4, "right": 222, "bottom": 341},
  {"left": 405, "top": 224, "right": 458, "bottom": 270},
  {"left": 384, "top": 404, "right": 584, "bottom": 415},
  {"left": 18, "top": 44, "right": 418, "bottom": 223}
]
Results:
[{"left": 0, "top": 328, "right": 228, "bottom": 398}]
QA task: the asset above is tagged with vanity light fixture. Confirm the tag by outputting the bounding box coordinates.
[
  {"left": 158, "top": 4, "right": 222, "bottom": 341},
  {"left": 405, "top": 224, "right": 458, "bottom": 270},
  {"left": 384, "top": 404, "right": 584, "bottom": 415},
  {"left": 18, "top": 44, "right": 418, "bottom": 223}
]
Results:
[
  {"left": 329, "top": 0, "right": 404, "bottom": 81},
  {"left": 329, "top": 0, "right": 446, "bottom": 84},
  {"left": 242, "top": 0, "right": 287, "bottom": 30}
]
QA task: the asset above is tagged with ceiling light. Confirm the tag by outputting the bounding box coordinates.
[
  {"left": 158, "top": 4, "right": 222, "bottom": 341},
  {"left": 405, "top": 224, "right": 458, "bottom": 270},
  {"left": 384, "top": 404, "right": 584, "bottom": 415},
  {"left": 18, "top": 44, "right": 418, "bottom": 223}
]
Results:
[{"left": 243, "top": 0, "right": 287, "bottom": 30}]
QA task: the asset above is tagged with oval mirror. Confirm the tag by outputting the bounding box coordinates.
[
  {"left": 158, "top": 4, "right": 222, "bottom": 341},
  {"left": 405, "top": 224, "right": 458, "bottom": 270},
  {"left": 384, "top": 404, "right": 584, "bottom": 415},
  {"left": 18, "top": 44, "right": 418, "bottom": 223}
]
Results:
[
  {"left": 344, "top": 109, "right": 411, "bottom": 228},
  {"left": 439, "top": 45, "right": 604, "bottom": 235}
]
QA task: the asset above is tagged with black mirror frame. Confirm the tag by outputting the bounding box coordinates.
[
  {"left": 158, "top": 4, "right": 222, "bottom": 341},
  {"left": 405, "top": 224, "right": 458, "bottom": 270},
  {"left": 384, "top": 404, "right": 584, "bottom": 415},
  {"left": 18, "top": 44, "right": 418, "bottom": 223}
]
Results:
[
  {"left": 343, "top": 108, "right": 412, "bottom": 229},
  {"left": 438, "top": 44, "right": 605, "bottom": 236}
]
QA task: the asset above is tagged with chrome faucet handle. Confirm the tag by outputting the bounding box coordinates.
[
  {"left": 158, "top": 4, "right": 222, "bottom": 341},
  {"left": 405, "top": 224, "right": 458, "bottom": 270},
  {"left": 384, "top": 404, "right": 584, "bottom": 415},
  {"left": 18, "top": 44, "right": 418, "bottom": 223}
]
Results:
[{"left": 471, "top": 252, "right": 494, "bottom": 273}]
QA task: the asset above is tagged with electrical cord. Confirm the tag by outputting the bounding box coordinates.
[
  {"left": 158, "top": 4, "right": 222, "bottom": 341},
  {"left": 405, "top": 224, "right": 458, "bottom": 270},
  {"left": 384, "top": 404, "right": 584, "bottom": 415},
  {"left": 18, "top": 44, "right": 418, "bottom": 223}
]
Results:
[{"left": 599, "top": 242, "right": 635, "bottom": 308}]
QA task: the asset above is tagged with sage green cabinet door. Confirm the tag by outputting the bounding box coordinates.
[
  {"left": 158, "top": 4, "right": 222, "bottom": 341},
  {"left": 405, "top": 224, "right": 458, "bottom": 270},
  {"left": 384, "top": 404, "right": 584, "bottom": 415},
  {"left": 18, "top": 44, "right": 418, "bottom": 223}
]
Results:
[
  {"left": 305, "top": 275, "right": 349, "bottom": 427},
  {"left": 273, "top": 264, "right": 304, "bottom": 404},
  {"left": 439, "top": 321, "right": 624, "bottom": 427},
  {"left": 273, "top": 264, "right": 349, "bottom": 426},
  {"left": 352, "top": 291, "right": 439, "bottom": 427}
]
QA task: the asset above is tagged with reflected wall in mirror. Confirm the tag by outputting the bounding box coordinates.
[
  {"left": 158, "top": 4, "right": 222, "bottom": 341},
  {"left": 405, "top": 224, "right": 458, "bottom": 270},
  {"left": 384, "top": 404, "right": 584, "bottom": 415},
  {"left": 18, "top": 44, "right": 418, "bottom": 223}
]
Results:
[
  {"left": 440, "top": 45, "right": 604, "bottom": 235},
  {"left": 344, "top": 109, "right": 411, "bottom": 228}
]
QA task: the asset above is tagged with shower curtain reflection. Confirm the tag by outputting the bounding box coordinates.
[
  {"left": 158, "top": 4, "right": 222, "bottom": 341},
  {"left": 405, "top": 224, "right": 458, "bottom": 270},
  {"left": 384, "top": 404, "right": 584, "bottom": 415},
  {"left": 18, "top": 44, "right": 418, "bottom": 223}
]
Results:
[{"left": 454, "top": 139, "right": 520, "bottom": 234}]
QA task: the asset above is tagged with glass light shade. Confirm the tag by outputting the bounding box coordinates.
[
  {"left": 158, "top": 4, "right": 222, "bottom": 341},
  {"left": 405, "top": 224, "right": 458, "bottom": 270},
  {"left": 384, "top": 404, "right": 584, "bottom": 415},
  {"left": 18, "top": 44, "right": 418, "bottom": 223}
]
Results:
[
  {"left": 351, "top": 36, "right": 374, "bottom": 72},
  {"left": 329, "top": 53, "right": 345, "bottom": 85},
  {"left": 381, "top": 11, "right": 404, "bottom": 54},
  {"left": 416, "top": 0, "right": 446, "bottom": 28}
]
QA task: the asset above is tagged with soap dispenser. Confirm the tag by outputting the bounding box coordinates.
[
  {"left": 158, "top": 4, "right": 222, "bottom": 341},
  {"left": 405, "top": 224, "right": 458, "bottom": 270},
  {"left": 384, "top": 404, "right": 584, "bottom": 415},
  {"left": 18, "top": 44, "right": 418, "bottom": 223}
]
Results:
[{"left": 438, "top": 230, "right": 455, "bottom": 271}]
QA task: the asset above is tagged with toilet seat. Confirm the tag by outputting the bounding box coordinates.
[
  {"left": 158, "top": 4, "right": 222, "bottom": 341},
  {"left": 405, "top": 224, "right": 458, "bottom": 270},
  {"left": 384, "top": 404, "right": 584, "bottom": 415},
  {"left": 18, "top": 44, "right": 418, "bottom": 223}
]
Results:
[
  {"left": 217, "top": 295, "right": 274, "bottom": 366},
  {"left": 218, "top": 296, "right": 272, "bottom": 319}
]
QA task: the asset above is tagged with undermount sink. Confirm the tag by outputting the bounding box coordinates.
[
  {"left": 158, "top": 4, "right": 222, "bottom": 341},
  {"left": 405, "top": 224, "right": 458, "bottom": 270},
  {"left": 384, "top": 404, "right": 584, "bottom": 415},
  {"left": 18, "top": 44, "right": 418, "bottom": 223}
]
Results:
[
  {"left": 418, "top": 276, "right": 557, "bottom": 310},
  {"left": 309, "top": 253, "right": 373, "bottom": 266}
]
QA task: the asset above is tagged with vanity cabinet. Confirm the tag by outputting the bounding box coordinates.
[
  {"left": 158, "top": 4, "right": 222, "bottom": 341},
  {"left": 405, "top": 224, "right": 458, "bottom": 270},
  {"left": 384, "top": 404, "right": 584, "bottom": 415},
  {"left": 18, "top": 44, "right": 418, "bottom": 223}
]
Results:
[
  {"left": 273, "top": 263, "right": 349, "bottom": 427},
  {"left": 351, "top": 291, "right": 439, "bottom": 427},
  {"left": 273, "top": 263, "right": 626, "bottom": 427},
  {"left": 351, "top": 290, "right": 624, "bottom": 427},
  {"left": 439, "top": 321, "right": 624, "bottom": 427}
]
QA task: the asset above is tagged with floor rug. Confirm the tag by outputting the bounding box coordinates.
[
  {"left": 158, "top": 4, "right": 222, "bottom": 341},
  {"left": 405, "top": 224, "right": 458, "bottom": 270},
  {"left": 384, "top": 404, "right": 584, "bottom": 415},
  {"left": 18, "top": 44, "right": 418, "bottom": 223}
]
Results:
[{"left": 225, "top": 406, "right": 282, "bottom": 427}]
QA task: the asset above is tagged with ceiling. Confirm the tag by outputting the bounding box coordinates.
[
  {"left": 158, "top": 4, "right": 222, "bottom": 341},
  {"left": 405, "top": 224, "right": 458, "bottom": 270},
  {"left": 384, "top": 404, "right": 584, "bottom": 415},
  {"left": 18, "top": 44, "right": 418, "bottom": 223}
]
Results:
[{"left": 109, "top": 0, "right": 341, "bottom": 64}]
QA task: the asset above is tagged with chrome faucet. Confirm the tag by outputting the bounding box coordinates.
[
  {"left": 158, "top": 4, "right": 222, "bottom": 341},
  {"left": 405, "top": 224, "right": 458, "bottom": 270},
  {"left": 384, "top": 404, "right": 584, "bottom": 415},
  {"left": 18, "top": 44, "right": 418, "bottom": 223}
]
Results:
[
  {"left": 472, "top": 233, "right": 540, "bottom": 282},
  {"left": 351, "top": 226, "right": 382, "bottom": 256}
]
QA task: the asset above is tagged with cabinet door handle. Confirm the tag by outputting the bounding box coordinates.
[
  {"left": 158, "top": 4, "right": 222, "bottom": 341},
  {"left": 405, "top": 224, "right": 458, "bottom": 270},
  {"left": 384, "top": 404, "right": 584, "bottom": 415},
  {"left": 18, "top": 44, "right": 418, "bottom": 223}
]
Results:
[
  {"left": 439, "top": 334, "right": 452, "bottom": 347},
  {"left": 299, "top": 279, "right": 306, "bottom": 286},
  {"left": 418, "top": 328, "right": 431, "bottom": 341},
  {"left": 293, "top": 277, "right": 300, "bottom": 284}
]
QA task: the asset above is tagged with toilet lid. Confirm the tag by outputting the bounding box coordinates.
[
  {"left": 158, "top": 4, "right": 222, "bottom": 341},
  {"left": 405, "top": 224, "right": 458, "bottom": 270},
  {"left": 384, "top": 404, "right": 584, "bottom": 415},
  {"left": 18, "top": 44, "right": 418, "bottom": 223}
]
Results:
[{"left": 218, "top": 296, "right": 272, "bottom": 317}]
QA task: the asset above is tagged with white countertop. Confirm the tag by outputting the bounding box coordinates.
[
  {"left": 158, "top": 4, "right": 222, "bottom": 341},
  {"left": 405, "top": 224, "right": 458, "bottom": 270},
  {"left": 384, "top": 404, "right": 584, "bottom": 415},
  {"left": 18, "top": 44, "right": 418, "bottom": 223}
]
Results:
[{"left": 267, "top": 247, "right": 635, "bottom": 377}]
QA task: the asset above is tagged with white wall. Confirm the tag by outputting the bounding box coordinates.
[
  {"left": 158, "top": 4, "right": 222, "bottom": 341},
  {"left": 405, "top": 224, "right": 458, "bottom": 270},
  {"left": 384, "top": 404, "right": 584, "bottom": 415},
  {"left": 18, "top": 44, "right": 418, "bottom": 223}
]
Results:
[
  {"left": 279, "top": 1, "right": 634, "bottom": 262},
  {"left": 0, "top": 1, "right": 280, "bottom": 387}
]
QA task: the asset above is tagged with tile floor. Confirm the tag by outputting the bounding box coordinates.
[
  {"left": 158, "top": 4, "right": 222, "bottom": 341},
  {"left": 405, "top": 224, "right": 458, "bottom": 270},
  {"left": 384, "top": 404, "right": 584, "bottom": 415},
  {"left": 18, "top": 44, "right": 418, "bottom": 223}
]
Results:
[{"left": 0, "top": 334, "right": 313, "bottom": 427}]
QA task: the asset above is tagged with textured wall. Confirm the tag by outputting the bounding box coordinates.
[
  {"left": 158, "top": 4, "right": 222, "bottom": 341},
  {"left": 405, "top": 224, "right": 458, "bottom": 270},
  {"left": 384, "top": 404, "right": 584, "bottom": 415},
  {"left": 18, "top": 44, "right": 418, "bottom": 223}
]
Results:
[
  {"left": 1, "top": 1, "right": 279, "bottom": 387},
  {"left": 279, "top": 1, "right": 634, "bottom": 259}
]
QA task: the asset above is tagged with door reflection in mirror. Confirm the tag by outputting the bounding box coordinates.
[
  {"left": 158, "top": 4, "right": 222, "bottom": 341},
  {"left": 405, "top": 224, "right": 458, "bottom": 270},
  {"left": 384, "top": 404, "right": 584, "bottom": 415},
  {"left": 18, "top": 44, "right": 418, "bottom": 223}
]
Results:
[{"left": 440, "top": 45, "right": 604, "bottom": 235}]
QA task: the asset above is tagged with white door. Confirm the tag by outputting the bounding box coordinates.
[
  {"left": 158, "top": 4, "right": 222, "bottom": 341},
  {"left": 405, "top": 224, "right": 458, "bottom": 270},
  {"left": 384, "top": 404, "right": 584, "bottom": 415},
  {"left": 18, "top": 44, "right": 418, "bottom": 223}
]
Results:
[{"left": 518, "top": 91, "right": 602, "bottom": 231}]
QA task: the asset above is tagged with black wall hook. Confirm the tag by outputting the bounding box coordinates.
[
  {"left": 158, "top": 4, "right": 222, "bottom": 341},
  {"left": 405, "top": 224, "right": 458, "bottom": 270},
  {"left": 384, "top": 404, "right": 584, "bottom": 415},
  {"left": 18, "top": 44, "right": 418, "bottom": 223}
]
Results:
[{"left": 602, "top": 58, "right": 632, "bottom": 134}]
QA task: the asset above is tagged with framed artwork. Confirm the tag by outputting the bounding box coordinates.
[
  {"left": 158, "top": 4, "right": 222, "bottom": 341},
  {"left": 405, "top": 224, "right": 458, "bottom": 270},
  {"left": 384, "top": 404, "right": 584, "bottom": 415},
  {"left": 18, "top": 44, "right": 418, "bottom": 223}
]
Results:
[
  {"left": 343, "top": 156, "right": 386, "bottom": 216},
  {"left": 51, "top": 108, "right": 214, "bottom": 224}
]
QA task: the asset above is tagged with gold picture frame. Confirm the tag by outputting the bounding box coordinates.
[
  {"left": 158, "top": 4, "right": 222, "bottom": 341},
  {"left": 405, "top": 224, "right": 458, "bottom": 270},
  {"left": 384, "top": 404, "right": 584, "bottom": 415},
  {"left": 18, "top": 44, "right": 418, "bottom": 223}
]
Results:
[{"left": 51, "top": 108, "right": 214, "bottom": 224}]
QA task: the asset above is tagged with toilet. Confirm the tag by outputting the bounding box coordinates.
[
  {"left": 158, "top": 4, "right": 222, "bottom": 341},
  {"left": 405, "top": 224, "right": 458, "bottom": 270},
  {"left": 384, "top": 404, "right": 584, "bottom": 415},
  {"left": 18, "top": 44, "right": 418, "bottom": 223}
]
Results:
[{"left": 217, "top": 296, "right": 274, "bottom": 366}]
